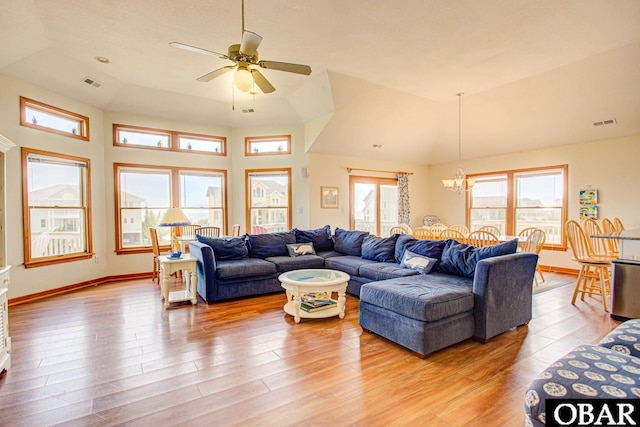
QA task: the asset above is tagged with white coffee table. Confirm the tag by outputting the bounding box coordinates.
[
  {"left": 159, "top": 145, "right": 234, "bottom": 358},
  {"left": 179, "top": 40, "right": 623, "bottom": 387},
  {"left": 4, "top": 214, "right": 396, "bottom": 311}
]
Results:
[{"left": 279, "top": 269, "right": 350, "bottom": 323}]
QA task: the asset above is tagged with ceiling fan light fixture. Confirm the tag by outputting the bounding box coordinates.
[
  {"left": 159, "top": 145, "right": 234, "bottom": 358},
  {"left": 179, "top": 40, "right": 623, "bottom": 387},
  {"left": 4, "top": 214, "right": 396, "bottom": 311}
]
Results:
[{"left": 234, "top": 65, "right": 253, "bottom": 92}]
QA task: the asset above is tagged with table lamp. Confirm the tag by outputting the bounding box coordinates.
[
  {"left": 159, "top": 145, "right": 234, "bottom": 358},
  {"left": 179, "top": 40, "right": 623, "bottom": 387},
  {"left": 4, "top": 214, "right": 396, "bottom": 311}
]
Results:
[{"left": 158, "top": 207, "right": 190, "bottom": 254}]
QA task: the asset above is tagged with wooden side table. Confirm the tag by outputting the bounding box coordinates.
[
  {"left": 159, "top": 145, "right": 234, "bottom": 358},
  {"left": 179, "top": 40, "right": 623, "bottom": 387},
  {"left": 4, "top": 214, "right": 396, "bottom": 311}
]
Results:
[{"left": 159, "top": 254, "right": 198, "bottom": 308}]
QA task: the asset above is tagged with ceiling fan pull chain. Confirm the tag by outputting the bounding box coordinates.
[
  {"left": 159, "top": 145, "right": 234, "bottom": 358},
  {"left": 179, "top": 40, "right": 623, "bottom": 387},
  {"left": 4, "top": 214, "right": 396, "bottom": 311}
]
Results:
[{"left": 241, "top": 0, "right": 245, "bottom": 34}]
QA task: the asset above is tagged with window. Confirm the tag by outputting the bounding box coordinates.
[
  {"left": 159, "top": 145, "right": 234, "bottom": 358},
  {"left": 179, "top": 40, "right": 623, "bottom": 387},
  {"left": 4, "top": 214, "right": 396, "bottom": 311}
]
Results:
[
  {"left": 245, "top": 135, "right": 291, "bottom": 156},
  {"left": 115, "top": 164, "right": 227, "bottom": 253},
  {"left": 468, "top": 165, "right": 567, "bottom": 247},
  {"left": 246, "top": 169, "right": 291, "bottom": 234},
  {"left": 113, "top": 124, "right": 226, "bottom": 155},
  {"left": 350, "top": 176, "right": 398, "bottom": 236},
  {"left": 20, "top": 97, "right": 90, "bottom": 141},
  {"left": 22, "top": 148, "right": 93, "bottom": 268}
]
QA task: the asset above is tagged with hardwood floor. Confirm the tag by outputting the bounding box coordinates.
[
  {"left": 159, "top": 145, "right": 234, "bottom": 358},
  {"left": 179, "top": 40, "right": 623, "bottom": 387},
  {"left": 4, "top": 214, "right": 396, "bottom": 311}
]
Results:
[{"left": 0, "top": 273, "right": 620, "bottom": 426}]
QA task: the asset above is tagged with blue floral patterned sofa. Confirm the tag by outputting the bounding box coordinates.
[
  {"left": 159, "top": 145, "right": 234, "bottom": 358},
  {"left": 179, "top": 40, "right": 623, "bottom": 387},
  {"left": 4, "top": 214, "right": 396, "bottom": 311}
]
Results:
[{"left": 524, "top": 319, "right": 640, "bottom": 426}]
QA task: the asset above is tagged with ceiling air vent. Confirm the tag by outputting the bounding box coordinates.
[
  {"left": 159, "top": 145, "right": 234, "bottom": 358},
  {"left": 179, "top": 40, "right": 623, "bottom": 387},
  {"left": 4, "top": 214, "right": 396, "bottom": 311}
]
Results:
[
  {"left": 82, "top": 77, "right": 103, "bottom": 88},
  {"left": 242, "top": 108, "right": 255, "bottom": 113},
  {"left": 593, "top": 118, "right": 617, "bottom": 126}
]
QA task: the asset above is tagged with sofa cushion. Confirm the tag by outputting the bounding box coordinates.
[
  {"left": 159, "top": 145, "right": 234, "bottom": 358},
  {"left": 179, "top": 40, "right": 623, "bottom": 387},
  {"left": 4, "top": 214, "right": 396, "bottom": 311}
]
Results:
[
  {"left": 400, "top": 250, "right": 438, "bottom": 274},
  {"left": 524, "top": 344, "right": 640, "bottom": 426},
  {"left": 247, "top": 231, "right": 296, "bottom": 258},
  {"left": 294, "top": 225, "right": 334, "bottom": 252},
  {"left": 316, "top": 250, "right": 345, "bottom": 259},
  {"left": 395, "top": 235, "right": 446, "bottom": 266},
  {"left": 439, "top": 239, "right": 519, "bottom": 278},
  {"left": 360, "top": 274, "right": 474, "bottom": 322},
  {"left": 325, "top": 255, "right": 378, "bottom": 277},
  {"left": 196, "top": 235, "right": 248, "bottom": 260},
  {"left": 215, "top": 258, "right": 277, "bottom": 280},
  {"left": 286, "top": 243, "right": 316, "bottom": 257},
  {"left": 333, "top": 228, "right": 369, "bottom": 256},
  {"left": 359, "top": 262, "right": 420, "bottom": 281},
  {"left": 597, "top": 318, "right": 640, "bottom": 358},
  {"left": 265, "top": 255, "right": 325, "bottom": 273},
  {"left": 361, "top": 234, "right": 398, "bottom": 262}
]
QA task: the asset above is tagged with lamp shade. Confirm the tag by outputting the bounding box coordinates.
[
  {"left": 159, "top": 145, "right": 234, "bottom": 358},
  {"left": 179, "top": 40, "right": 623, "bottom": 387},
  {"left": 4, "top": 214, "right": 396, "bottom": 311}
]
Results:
[
  {"left": 158, "top": 207, "right": 190, "bottom": 227},
  {"left": 234, "top": 66, "right": 253, "bottom": 92}
]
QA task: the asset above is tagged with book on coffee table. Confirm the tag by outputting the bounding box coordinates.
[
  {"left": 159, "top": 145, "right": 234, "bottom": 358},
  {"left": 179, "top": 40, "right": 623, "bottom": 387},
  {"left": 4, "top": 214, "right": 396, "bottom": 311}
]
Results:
[
  {"left": 300, "top": 300, "right": 337, "bottom": 312},
  {"left": 301, "top": 292, "right": 332, "bottom": 307}
]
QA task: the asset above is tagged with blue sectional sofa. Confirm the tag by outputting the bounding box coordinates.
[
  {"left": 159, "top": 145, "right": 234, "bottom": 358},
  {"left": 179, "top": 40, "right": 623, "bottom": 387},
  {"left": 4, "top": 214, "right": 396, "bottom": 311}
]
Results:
[{"left": 189, "top": 226, "right": 538, "bottom": 356}]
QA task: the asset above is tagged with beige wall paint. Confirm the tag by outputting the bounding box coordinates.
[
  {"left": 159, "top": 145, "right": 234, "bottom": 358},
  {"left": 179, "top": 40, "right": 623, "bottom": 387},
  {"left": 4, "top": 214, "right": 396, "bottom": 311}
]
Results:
[
  {"left": 308, "top": 153, "right": 431, "bottom": 231},
  {"left": 429, "top": 134, "right": 640, "bottom": 270},
  {"left": 0, "top": 74, "right": 109, "bottom": 299}
]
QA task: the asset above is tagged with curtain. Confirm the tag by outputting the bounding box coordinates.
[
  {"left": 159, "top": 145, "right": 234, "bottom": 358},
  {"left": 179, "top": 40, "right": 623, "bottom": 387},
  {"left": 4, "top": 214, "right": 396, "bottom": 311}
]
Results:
[{"left": 397, "top": 173, "right": 410, "bottom": 225}]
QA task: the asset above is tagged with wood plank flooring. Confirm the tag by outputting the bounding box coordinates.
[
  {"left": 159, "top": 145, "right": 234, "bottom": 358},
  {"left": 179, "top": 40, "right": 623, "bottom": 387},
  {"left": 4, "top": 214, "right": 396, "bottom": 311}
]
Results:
[{"left": 0, "top": 273, "right": 620, "bottom": 426}]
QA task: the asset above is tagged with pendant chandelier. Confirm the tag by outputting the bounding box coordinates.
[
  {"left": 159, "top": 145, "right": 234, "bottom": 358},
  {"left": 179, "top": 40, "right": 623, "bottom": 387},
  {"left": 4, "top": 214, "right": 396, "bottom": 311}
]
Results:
[{"left": 442, "top": 92, "right": 475, "bottom": 194}]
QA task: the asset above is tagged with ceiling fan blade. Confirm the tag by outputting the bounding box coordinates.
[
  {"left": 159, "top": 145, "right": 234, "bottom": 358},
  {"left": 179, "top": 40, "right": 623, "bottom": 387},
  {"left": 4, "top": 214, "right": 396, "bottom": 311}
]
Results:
[
  {"left": 169, "top": 42, "right": 228, "bottom": 59},
  {"left": 250, "top": 69, "right": 275, "bottom": 93},
  {"left": 197, "top": 66, "right": 235, "bottom": 82},
  {"left": 239, "top": 30, "right": 263, "bottom": 57},
  {"left": 258, "top": 60, "right": 312, "bottom": 75}
]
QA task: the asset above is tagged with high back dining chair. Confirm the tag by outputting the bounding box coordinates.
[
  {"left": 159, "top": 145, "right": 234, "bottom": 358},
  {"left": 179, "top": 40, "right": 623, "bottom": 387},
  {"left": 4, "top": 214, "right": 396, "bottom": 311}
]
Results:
[
  {"left": 477, "top": 225, "right": 501, "bottom": 236},
  {"left": 566, "top": 220, "right": 615, "bottom": 312},
  {"left": 601, "top": 218, "right": 616, "bottom": 234},
  {"left": 231, "top": 224, "right": 241, "bottom": 237},
  {"left": 600, "top": 218, "right": 620, "bottom": 256},
  {"left": 412, "top": 226, "right": 434, "bottom": 240},
  {"left": 389, "top": 224, "right": 412, "bottom": 236},
  {"left": 439, "top": 229, "right": 466, "bottom": 242},
  {"left": 427, "top": 223, "right": 448, "bottom": 239},
  {"left": 447, "top": 224, "right": 469, "bottom": 237},
  {"left": 178, "top": 224, "right": 198, "bottom": 240},
  {"left": 581, "top": 219, "right": 610, "bottom": 257},
  {"left": 466, "top": 230, "right": 499, "bottom": 247},
  {"left": 150, "top": 227, "right": 161, "bottom": 284},
  {"left": 613, "top": 217, "right": 625, "bottom": 231},
  {"left": 519, "top": 227, "right": 546, "bottom": 285},
  {"left": 195, "top": 226, "right": 221, "bottom": 238}
]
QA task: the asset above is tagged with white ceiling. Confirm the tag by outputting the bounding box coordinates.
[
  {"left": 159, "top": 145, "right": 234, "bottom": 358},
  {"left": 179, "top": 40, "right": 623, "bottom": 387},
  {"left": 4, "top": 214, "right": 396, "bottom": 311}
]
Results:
[{"left": 1, "top": 0, "right": 639, "bottom": 165}]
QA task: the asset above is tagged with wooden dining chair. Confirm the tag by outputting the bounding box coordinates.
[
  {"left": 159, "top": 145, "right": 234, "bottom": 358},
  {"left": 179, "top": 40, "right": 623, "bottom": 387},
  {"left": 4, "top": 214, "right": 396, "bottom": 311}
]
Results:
[
  {"left": 601, "top": 218, "right": 616, "bottom": 234},
  {"left": 581, "top": 218, "right": 610, "bottom": 257},
  {"left": 613, "top": 217, "right": 625, "bottom": 231},
  {"left": 600, "top": 218, "right": 620, "bottom": 256},
  {"left": 466, "top": 230, "right": 499, "bottom": 247},
  {"left": 390, "top": 224, "right": 412, "bottom": 236},
  {"left": 566, "top": 220, "right": 615, "bottom": 312},
  {"left": 477, "top": 225, "right": 501, "bottom": 236},
  {"left": 178, "top": 224, "right": 198, "bottom": 240},
  {"left": 447, "top": 224, "right": 469, "bottom": 237},
  {"left": 412, "top": 226, "right": 434, "bottom": 240},
  {"left": 231, "top": 224, "right": 241, "bottom": 237},
  {"left": 195, "top": 226, "right": 221, "bottom": 238},
  {"left": 439, "top": 229, "right": 466, "bottom": 242},
  {"left": 427, "top": 223, "right": 448, "bottom": 239},
  {"left": 518, "top": 227, "right": 546, "bottom": 285},
  {"left": 150, "top": 227, "right": 161, "bottom": 284}
]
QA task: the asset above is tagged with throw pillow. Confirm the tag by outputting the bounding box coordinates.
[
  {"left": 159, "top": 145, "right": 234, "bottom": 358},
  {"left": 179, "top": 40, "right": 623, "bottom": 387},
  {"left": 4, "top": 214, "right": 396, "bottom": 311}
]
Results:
[
  {"left": 196, "top": 235, "right": 248, "bottom": 260},
  {"left": 438, "top": 239, "right": 478, "bottom": 278},
  {"left": 286, "top": 242, "right": 317, "bottom": 257},
  {"left": 247, "top": 231, "right": 296, "bottom": 258},
  {"left": 294, "top": 225, "right": 334, "bottom": 252},
  {"left": 400, "top": 250, "right": 438, "bottom": 274},
  {"left": 361, "top": 234, "right": 398, "bottom": 262},
  {"left": 477, "top": 238, "right": 519, "bottom": 260},
  {"left": 333, "top": 228, "right": 369, "bottom": 256}
]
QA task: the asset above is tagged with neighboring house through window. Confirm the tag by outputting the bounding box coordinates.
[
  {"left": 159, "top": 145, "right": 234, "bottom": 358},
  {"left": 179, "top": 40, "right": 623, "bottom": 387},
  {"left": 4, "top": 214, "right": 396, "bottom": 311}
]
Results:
[
  {"left": 22, "top": 147, "right": 93, "bottom": 268},
  {"left": 246, "top": 169, "right": 291, "bottom": 234}
]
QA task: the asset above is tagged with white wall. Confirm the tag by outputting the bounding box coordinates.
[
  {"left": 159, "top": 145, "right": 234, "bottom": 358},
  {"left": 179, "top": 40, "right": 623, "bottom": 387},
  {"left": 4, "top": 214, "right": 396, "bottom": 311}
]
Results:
[
  {"left": 429, "top": 134, "right": 640, "bottom": 270},
  {"left": 308, "top": 153, "right": 431, "bottom": 231},
  {"left": 0, "top": 74, "right": 109, "bottom": 298}
]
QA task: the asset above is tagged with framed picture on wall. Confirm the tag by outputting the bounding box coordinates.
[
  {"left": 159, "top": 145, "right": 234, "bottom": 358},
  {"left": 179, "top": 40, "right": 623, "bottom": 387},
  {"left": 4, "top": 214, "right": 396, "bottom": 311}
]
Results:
[
  {"left": 580, "top": 205, "right": 599, "bottom": 220},
  {"left": 320, "top": 186, "right": 339, "bottom": 208},
  {"left": 579, "top": 189, "right": 598, "bottom": 205}
]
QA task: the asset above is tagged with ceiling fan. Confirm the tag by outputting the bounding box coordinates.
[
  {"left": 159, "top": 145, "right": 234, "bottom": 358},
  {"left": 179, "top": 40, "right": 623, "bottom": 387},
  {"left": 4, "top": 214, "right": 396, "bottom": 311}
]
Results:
[{"left": 169, "top": 0, "right": 311, "bottom": 94}]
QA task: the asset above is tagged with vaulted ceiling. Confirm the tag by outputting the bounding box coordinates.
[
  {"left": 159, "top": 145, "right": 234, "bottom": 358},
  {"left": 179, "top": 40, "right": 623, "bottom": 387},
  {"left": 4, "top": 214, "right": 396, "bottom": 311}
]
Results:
[{"left": 1, "top": 0, "right": 639, "bottom": 165}]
